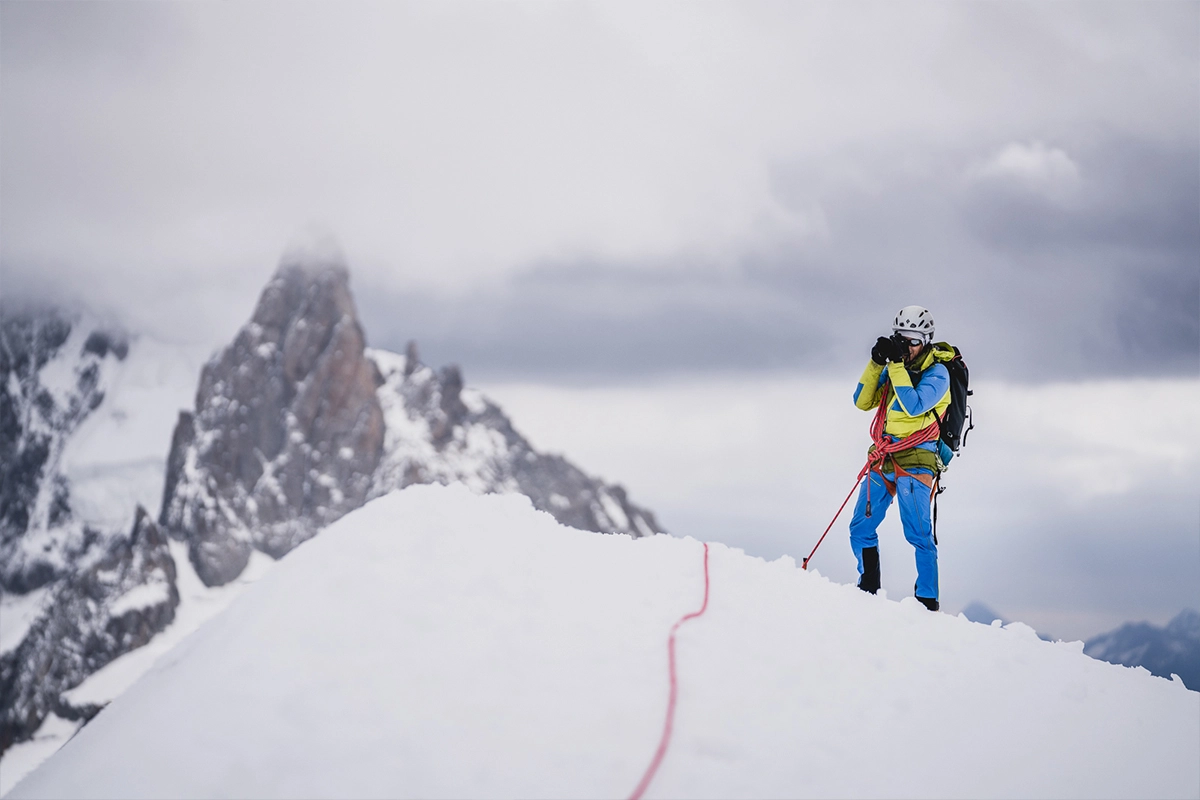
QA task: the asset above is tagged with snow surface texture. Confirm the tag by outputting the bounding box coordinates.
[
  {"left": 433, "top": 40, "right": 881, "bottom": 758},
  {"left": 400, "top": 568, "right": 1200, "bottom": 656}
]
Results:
[
  {"left": 1, "top": 285, "right": 659, "bottom": 767},
  {"left": 0, "top": 714, "right": 78, "bottom": 799},
  {"left": 11, "top": 485, "right": 1198, "bottom": 800},
  {"left": 0, "top": 540, "right": 274, "bottom": 796},
  {"left": 61, "top": 335, "right": 209, "bottom": 533},
  {"left": 59, "top": 540, "right": 274, "bottom": 711}
]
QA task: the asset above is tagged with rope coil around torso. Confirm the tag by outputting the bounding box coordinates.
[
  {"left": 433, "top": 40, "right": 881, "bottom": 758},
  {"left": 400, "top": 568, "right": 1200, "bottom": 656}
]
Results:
[{"left": 861, "top": 380, "right": 941, "bottom": 481}]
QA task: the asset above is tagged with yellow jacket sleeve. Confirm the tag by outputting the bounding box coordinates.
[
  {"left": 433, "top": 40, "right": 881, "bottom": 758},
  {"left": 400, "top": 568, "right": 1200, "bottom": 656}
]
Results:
[{"left": 853, "top": 361, "right": 886, "bottom": 411}]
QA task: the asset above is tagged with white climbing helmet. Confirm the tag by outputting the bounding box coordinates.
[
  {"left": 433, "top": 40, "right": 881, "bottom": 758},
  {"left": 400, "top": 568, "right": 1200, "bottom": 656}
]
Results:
[{"left": 892, "top": 305, "right": 935, "bottom": 344}]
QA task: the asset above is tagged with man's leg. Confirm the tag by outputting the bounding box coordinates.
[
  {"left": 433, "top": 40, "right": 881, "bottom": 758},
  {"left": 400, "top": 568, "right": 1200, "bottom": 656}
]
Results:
[
  {"left": 896, "top": 474, "right": 938, "bottom": 604},
  {"left": 848, "top": 470, "right": 894, "bottom": 592}
]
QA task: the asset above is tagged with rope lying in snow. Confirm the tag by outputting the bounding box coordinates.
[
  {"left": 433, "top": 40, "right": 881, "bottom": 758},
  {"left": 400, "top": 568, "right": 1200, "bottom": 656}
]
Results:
[{"left": 628, "top": 542, "right": 711, "bottom": 800}]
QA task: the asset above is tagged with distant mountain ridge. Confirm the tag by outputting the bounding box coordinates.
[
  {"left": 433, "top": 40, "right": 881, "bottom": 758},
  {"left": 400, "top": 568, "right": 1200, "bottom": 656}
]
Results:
[
  {"left": 1084, "top": 609, "right": 1200, "bottom": 690},
  {"left": 961, "top": 601, "right": 1200, "bottom": 690},
  {"left": 1, "top": 246, "right": 664, "bottom": 754}
]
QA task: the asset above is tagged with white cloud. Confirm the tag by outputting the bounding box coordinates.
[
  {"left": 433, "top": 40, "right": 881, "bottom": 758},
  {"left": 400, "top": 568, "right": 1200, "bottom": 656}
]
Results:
[{"left": 967, "top": 141, "right": 1081, "bottom": 188}]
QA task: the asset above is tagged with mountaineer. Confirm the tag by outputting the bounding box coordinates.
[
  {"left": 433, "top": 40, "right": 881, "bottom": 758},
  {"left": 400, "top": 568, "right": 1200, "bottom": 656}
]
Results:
[{"left": 849, "top": 305, "right": 959, "bottom": 611}]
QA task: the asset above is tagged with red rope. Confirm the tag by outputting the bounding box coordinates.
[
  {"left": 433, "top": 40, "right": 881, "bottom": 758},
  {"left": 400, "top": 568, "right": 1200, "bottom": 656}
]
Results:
[
  {"left": 628, "top": 542, "right": 711, "bottom": 800},
  {"left": 801, "top": 475, "right": 861, "bottom": 570},
  {"left": 802, "top": 379, "right": 941, "bottom": 570}
]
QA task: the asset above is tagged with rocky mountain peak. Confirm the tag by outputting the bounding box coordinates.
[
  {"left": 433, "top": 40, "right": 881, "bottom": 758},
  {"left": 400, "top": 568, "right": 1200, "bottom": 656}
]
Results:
[
  {"left": 160, "top": 250, "right": 385, "bottom": 586},
  {"left": 0, "top": 255, "right": 666, "bottom": 760},
  {"left": 157, "top": 240, "right": 664, "bottom": 587}
]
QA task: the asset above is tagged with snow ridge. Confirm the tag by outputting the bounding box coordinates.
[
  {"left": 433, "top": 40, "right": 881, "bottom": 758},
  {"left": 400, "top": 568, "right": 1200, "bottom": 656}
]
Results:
[
  {"left": 9, "top": 486, "right": 1198, "bottom": 800},
  {"left": 1, "top": 254, "right": 664, "bottom": 767}
]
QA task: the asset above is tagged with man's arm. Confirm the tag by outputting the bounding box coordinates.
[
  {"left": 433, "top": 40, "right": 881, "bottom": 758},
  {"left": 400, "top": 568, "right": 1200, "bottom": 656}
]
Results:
[
  {"left": 853, "top": 361, "right": 886, "bottom": 410},
  {"left": 886, "top": 362, "right": 949, "bottom": 417}
]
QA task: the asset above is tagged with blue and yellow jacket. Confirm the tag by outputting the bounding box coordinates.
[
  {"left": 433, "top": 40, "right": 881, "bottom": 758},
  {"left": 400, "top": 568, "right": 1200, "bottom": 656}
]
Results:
[{"left": 853, "top": 343, "right": 955, "bottom": 473}]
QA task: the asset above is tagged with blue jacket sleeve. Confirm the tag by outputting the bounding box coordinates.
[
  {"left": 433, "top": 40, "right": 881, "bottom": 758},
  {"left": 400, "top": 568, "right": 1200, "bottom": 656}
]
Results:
[{"left": 886, "top": 362, "right": 949, "bottom": 417}]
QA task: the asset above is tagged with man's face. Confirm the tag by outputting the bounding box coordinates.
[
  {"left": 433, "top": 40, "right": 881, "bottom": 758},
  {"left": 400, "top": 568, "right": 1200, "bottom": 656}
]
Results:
[{"left": 894, "top": 334, "right": 924, "bottom": 364}]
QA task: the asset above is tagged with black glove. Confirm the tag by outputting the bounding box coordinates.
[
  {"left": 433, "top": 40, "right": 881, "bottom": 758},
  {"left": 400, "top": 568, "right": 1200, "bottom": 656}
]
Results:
[{"left": 871, "top": 336, "right": 898, "bottom": 365}]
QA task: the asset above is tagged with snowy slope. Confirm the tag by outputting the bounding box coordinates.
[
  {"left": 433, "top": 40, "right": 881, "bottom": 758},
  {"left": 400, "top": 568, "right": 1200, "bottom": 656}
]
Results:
[
  {"left": 0, "top": 542, "right": 275, "bottom": 797},
  {"left": 2, "top": 272, "right": 663, "bottom": 767},
  {"left": 1, "top": 309, "right": 212, "bottom": 758},
  {"left": 10, "top": 485, "right": 1198, "bottom": 800},
  {"left": 59, "top": 336, "right": 209, "bottom": 533}
]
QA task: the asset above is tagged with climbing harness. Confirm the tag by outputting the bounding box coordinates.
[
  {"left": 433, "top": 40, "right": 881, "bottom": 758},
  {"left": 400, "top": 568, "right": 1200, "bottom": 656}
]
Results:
[
  {"left": 802, "top": 381, "right": 941, "bottom": 570},
  {"left": 628, "top": 542, "right": 711, "bottom": 800}
]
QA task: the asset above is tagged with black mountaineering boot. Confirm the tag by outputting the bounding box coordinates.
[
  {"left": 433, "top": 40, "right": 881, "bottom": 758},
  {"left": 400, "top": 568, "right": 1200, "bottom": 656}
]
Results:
[
  {"left": 916, "top": 596, "right": 940, "bottom": 612},
  {"left": 857, "top": 546, "right": 880, "bottom": 595}
]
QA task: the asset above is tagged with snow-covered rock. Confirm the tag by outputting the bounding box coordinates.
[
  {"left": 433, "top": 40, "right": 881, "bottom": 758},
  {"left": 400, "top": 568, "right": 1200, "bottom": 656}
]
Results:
[
  {"left": 159, "top": 252, "right": 386, "bottom": 585},
  {"left": 9, "top": 485, "right": 1198, "bottom": 799},
  {"left": 160, "top": 251, "right": 661, "bottom": 588},
  {"left": 0, "top": 306, "right": 194, "bottom": 753},
  {"left": 1, "top": 247, "right": 663, "bottom": 762},
  {"left": 0, "top": 508, "right": 178, "bottom": 752},
  {"left": 368, "top": 344, "right": 661, "bottom": 538},
  {"left": 0, "top": 307, "right": 127, "bottom": 592}
]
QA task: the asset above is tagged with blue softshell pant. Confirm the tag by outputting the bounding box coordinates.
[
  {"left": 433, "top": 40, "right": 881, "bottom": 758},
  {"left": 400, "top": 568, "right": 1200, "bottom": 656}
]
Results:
[{"left": 848, "top": 469, "right": 938, "bottom": 600}]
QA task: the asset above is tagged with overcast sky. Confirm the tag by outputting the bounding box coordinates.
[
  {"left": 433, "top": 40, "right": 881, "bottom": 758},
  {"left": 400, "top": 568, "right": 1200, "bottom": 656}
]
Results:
[
  {"left": 3, "top": 1, "right": 1197, "bottom": 381},
  {"left": 2, "top": 2, "right": 1197, "bottom": 637}
]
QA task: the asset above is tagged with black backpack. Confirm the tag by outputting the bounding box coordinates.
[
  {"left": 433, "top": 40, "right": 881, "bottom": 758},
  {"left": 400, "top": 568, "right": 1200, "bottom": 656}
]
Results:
[{"left": 937, "top": 345, "right": 973, "bottom": 453}]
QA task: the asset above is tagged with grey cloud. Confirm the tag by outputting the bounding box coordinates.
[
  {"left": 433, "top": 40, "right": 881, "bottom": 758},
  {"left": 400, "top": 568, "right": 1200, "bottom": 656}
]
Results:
[
  {"left": 357, "top": 265, "right": 833, "bottom": 384},
  {"left": 960, "top": 138, "right": 1200, "bottom": 257},
  {"left": 355, "top": 134, "right": 1198, "bottom": 384},
  {"left": 957, "top": 137, "right": 1199, "bottom": 374},
  {"left": 1114, "top": 265, "right": 1200, "bottom": 371},
  {"left": 0, "top": 2, "right": 184, "bottom": 75},
  {"left": 955, "top": 488, "right": 1200, "bottom": 639},
  {"left": 1, "top": 3, "right": 1196, "bottom": 385}
]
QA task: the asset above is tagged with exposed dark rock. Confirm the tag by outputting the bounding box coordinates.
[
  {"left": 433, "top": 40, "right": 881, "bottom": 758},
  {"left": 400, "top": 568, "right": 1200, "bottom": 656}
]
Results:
[
  {"left": 0, "top": 507, "right": 179, "bottom": 752},
  {"left": 0, "top": 307, "right": 114, "bottom": 592},
  {"left": 158, "top": 411, "right": 195, "bottom": 532},
  {"left": 160, "top": 252, "right": 386, "bottom": 585},
  {"left": 1, "top": 311, "right": 70, "bottom": 562},
  {"left": 82, "top": 330, "right": 129, "bottom": 361},
  {"left": 403, "top": 340, "right": 420, "bottom": 377},
  {"left": 431, "top": 365, "right": 467, "bottom": 445}
]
